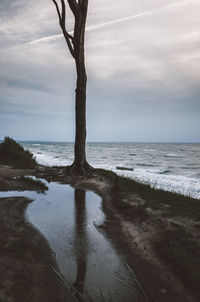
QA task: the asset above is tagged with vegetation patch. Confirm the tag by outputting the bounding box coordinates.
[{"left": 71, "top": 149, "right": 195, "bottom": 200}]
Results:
[
  {"left": 0, "top": 176, "right": 48, "bottom": 192},
  {"left": 97, "top": 168, "right": 200, "bottom": 300},
  {"left": 97, "top": 169, "right": 200, "bottom": 221},
  {"left": 18, "top": 176, "right": 48, "bottom": 191},
  {"left": 0, "top": 137, "right": 37, "bottom": 169}
]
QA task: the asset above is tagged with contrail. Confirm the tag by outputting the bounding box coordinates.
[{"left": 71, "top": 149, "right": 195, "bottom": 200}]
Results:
[{"left": 0, "top": 0, "right": 194, "bottom": 53}]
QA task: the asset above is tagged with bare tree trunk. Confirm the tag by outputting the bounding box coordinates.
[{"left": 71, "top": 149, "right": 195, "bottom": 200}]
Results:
[
  {"left": 52, "top": 0, "right": 93, "bottom": 175},
  {"left": 73, "top": 54, "right": 87, "bottom": 169},
  {"left": 69, "top": 3, "right": 93, "bottom": 174}
]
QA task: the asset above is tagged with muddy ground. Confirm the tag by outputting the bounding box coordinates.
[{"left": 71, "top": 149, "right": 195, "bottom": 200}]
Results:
[{"left": 0, "top": 164, "right": 200, "bottom": 302}]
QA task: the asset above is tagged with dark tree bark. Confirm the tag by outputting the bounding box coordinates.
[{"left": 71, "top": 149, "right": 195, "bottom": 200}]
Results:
[{"left": 52, "top": 0, "right": 93, "bottom": 174}]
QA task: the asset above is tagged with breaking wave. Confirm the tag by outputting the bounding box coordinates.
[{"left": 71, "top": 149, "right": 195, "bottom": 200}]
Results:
[{"left": 22, "top": 142, "right": 200, "bottom": 199}]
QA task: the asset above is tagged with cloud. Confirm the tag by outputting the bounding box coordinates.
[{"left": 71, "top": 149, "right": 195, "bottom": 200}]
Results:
[
  {"left": 0, "top": 0, "right": 199, "bottom": 141},
  {"left": 1, "top": 0, "right": 196, "bottom": 53}
]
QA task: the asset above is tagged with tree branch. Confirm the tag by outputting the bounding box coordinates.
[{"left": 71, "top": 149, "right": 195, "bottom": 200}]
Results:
[
  {"left": 52, "top": 0, "right": 62, "bottom": 23},
  {"left": 62, "top": 28, "right": 75, "bottom": 58},
  {"left": 52, "top": 0, "right": 75, "bottom": 58},
  {"left": 67, "top": 0, "right": 79, "bottom": 17},
  {"left": 60, "top": 0, "right": 66, "bottom": 25},
  {"left": 67, "top": 32, "right": 74, "bottom": 41}
]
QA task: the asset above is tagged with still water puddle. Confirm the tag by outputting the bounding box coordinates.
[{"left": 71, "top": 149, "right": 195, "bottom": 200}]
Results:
[{"left": 0, "top": 179, "right": 149, "bottom": 302}]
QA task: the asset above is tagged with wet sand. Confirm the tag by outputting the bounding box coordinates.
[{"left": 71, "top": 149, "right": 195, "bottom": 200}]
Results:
[
  {"left": 1, "top": 182, "right": 150, "bottom": 301},
  {"left": 0, "top": 195, "right": 79, "bottom": 302},
  {"left": 0, "top": 165, "right": 200, "bottom": 302}
]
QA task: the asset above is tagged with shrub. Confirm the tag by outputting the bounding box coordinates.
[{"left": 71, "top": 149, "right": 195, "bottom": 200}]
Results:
[
  {"left": 0, "top": 137, "right": 37, "bottom": 169},
  {"left": 19, "top": 176, "right": 48, "bottom": 191}
]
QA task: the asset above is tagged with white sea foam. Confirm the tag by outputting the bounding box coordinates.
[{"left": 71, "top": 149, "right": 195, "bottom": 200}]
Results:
[
  {"left": 33, "top": 151, "right": 69, "bottom": 166},
  {"left": 113, "top": 167, "right": 200, "bottom": 199},
  {"left": 92, "top": 163, "right": 200, "bottom": 199},
  {"left": 22, "top": 142, "right": 200, "bottom": 199}
]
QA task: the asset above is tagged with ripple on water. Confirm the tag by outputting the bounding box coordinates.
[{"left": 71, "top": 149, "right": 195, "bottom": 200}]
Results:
[{"left": 0, "top": 180, "right": 149, "bottom": 302}]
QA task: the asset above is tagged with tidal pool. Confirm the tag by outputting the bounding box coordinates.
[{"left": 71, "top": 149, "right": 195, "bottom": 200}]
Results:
[{"left": 0, "top": 179, "right": 149, "bottom": 302}]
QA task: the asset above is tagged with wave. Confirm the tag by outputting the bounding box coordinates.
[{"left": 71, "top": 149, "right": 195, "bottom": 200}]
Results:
[
  {"left": 22, "top": 143, "right": 200, "bottom": 200},
  {"left": 160, "top": 170, "right": 170, "bottom": 174},
  {"left": 136, "top": 163, "right": 155, "bottom": 167},
  {"left": 32, "top": 151, "right": 70, "bottom": 166},
  {"left": 111, "top": 167, "right": 200, "bottom": 200},
  {"left": 146, "top": 168, "right": 170, "bottom": 174},
  {"left": 164, "top": 154, "right": 179, "bottom": 158}
]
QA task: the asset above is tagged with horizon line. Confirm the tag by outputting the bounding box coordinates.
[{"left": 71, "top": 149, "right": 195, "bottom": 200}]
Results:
[{"left": 1, "top": 139, "right": 199, "bottom": 144}]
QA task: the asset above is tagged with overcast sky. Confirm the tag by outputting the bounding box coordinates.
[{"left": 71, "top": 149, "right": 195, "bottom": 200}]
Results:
[{"left": 0, "top": 0, "right": 199, "bottom": 142}]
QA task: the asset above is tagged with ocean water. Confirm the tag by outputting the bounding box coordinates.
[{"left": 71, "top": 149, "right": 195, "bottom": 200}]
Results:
[{"left": 22, "top": 142, "right": 200, "bottom": 199}]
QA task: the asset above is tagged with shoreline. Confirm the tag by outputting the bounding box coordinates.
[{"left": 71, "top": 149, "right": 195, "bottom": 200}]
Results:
[
  {"left": 0, "top": 164, "right": 200, "bottom": 301},
  {"left": 0, "top": 195, "right": 78, "bottom": 302},
  {"left": 21, "top": 140, "right": 200, "bottom": 200},
  {"left": 65, "top": 169, "right": 200, "bottom": 302}
]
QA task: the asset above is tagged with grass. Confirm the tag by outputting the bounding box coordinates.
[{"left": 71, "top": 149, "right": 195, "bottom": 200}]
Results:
[
  {"left": 0, "top": 176, "right": 48, "bottom": 192},
  {"left": 18, "top": 176, "right": 48, "bottom": 191},
  {"left": 0, "top": 137, "right": 37, "bottom": 169},
  {"left": 97, "top": 168, "right": 200, "bottom": 221},
  {"left": 97, "top": 168, "right": 200, "bottom": 300}
]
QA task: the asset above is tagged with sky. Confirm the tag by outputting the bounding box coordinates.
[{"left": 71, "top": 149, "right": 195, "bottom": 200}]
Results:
[{"left": 0, "top": 0, "right": 200, "bottom": 142}]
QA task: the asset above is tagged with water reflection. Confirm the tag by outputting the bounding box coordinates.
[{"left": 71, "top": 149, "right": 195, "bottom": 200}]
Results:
[
  {"left": 74, "top": 189, "right": 88, "bottom": 294},
  {"left": 0, "top": 182, "right": 150, "bottom": 302}
]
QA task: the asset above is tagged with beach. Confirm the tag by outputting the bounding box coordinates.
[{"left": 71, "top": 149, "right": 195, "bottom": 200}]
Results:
[
  {"left": 0, "top": 164, "right": 200, "bottom": 301},
  {"left": 0, "top": 171, "right": 78, "bottom": 302},
  {"left": 22, "top": 142, "right": 200, "bottom": 199}
]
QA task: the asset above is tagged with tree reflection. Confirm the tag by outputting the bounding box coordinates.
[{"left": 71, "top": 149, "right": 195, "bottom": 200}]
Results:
[{"left": 74, "top": 189, "right": 88, "bottom": 294}]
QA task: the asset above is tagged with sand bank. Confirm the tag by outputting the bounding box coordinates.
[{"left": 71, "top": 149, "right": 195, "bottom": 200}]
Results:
[{"left": 0, "top": 164, "right": 199, "bottom": 302}]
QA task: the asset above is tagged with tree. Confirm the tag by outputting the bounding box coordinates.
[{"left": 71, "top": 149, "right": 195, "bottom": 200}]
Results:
[{"left": 52, "top": 0, "right": 93, "bottom": 174}]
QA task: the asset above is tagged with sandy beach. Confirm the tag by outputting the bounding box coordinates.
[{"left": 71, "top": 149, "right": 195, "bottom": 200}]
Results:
[{"left": 0, "top": 164, "right": 200, "bottom": 302}]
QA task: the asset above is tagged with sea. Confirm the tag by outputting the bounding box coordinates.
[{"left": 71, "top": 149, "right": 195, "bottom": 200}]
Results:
[{"left": 21, "top": 142, "right": 200, "bottom": 199}]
